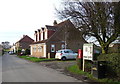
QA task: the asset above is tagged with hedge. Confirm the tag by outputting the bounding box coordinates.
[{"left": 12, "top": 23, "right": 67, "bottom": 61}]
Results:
[{"left": 97, "top": 53, "right": 120, "bottom": 81}]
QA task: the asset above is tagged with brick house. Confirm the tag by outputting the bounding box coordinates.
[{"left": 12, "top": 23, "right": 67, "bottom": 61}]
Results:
[
  {"left": 15, "top": 35, "right": 34, "bottom": 52},
  {"left": 30, "top": 20, "right": 87, "bottom": 58}
]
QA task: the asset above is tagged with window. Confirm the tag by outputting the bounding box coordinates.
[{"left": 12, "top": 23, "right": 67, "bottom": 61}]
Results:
[
  {"left": 64, "top": 51, "right": 69, "bottom": 53},
  {"left": 61, "top": 44, "right": 65, "bottom": 49},
  {"left": 38, "top": 46, "right": 42, "bottom": 52},
  {"left": 33, "top": 46, "right": 36, "bottom": 52},
  {"left": 51, "top": 44, "right": 55, "bottom": 52}
]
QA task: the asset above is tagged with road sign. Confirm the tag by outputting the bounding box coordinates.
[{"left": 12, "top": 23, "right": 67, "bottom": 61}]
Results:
[{"left": 83, "top": 43, "right": 94, "bottom": 60}]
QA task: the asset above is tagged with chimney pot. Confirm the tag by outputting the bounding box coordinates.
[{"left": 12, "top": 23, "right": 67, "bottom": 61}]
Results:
[{"left": 53, "top": 20, "right": 57, "bottom": 25}]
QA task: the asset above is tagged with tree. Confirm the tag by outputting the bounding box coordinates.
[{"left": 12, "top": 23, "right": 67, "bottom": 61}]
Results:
[{"left": 56, "top": 1, "right": 120, "bottom": 54}]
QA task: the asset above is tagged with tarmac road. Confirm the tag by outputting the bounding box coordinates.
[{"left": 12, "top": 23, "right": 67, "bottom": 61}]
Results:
[{"left": 2, "top": 53, "right": 85, "bottom": 82}]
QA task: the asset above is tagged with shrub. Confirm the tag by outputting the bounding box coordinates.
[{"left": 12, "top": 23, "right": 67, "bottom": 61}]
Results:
[
  {"left": 97, "top": 53, "right": 120, "bottom": 80},
  {"left": 2, "top": 49, "right": 4, "bottom": 55},
  {"left": 25, "top": 49, "right": 30, "bottom": 55},
  {"left": 76, "top": 57, "right": 83, "bottom": 70},
  {"left": 17, "top": 49, "right": 22, "bottom": 55},
  {"left": 76, "top": 57, "right": 92, "bottom": 73}
]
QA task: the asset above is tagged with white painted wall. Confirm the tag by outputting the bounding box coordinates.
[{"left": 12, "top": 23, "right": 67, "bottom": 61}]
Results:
[
  {"left": 30, "top": 45, "right": 33, "bottom": 55},
  {"left": 43, "top": 44, "right": 46, "bottom": 57},
  {"left": 45, "top": 29, "right": 48, "bottom": 39},
  {"left": 37, "top": 32, "right": 39, "bottom": 41},
  {"left": 41, "top": 32, "right": 43, "bottom": 40}
]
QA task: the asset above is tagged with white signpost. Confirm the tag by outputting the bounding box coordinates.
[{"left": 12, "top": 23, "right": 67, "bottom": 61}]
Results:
[{"left": 83, "top": 43, "right": 94, "bottom": 71}]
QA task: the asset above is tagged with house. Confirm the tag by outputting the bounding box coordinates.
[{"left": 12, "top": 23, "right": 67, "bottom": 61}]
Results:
[
  {"left": 109, "top": 43, "right": 120, "bottom": 53},
  {"left": 15, "top": 35, "right": 34, "bottom": 52},
  {"left": 30, "top": 20, "right": 87, "bottom": 58},
  {"left": 1, "top": 41, "right": 11, "bottom": 49},
  {"left": 9, "top": 44, "right": 16, "bottom": 53}
]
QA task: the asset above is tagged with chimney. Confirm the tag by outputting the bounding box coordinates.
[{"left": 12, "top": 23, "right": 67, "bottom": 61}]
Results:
[
  {"left": 53, "top": 20, "right": 57, "bottom": 25},
  {"left": 23, "top": 35, "right": 26, "bottom": 37}
]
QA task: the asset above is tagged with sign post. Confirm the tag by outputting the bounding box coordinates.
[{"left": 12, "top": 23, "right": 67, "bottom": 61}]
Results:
[{"left": 83, "top": 43, "right": 94, "bottom": 71}]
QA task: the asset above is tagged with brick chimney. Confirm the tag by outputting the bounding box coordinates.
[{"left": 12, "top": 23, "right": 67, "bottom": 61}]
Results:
[
  {"left": 23, "top": 35, "right": 26, "bottom": 37},
  {"left": 53, "top": 20, "right": 57, "bottom": 25}
]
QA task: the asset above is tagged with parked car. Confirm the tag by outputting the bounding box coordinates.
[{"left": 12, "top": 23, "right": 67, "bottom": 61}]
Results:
[
  {"left": 55, "top": 49, "right": 78, "bottom": 60},
  {"left": 9, "top": 51, "right": 13, "bottom": 54}
]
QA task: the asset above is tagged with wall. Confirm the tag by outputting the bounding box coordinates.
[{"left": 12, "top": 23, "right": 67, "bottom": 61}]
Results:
[{"left": 30, "top": 43, "right": 46, "bottom": 58}]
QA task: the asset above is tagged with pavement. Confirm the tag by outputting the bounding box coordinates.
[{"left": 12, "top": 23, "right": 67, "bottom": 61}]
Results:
[{"left": 2, "top": 53, "right": 87, "bottom": 83}]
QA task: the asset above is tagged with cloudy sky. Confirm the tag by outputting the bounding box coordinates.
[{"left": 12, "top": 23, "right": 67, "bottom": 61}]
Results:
[{"left": 0, "top": 0, "right": 61, "bottom": 45}]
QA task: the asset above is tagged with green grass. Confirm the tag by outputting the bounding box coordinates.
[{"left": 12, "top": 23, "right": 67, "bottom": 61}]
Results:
[
  {"left": 18, "top": 55, "right": 55, "bottom": 62},
  {"left": 67, "top": 64, "right": 120, "bottom": 84}
]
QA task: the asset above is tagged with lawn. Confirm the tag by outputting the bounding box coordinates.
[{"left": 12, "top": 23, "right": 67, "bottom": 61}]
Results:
[{"left": 18, "top": 55, "right": 55, "bottom": 62}]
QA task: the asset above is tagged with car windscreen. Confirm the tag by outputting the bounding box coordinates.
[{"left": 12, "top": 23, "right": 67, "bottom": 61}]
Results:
[{"left": 57, "top": 50, "right": 62, "bottom": 53}]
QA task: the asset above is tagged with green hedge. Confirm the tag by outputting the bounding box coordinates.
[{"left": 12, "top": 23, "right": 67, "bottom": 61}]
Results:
[
  {"left": 76, "top": 57, "right": 92, "bottom": 73},
  {"left": 97, "top": 53, "right": 120, "bottom": 80},
  {"left": 25, "top": 49, "right": 30, "bottom": 55}
]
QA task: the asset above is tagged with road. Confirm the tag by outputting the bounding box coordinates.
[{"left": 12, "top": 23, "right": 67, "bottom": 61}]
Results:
[{"left": 2, "top": 53, "right": 84, "bottom": 82}]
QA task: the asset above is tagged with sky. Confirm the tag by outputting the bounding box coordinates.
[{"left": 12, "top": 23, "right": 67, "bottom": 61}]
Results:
[{"left": 0, "top": 0, "right": 61, "bottom": 45}]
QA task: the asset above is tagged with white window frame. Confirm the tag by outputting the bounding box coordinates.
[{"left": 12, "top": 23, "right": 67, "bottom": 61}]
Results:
[
  {"left": 33, "top": 46, "right": 37, "bottom": 52},
  {"left": 38, "top": 46, "right": 42, "bottom": 52},
  {"left": 51, "top": 44, "right": 55, "bottom": 52},
  {"left": 61, "top": 44, "right": 65, "bottom": 49}
]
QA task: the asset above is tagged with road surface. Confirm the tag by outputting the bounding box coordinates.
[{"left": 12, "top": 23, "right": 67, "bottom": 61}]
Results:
[{"left": 2, "top": 53, "right": 84, "bottom": 82}]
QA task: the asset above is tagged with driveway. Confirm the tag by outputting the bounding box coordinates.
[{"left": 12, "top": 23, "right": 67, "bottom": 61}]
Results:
[{"left": 2, "top": 53, "right": 85, "bottom": 82}]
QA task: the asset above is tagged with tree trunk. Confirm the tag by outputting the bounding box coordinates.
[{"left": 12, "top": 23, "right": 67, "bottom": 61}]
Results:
[{"left": 101, "top": 45, "right": 109, "bottom": 54}]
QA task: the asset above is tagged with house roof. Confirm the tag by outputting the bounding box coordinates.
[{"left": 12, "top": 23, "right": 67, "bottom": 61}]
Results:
[
  {"left": 32, "top": 40, "right": 48, "bottom": 44},
  {"left": 46, "top": 19, "right": 76, "bottom": 42},
  {"left": 16, "top": 35, "right": 34, "bottom": 43},
  {"left": 45, "top": 25, "right": 57, "bottom": 31},
  {"left": 31, "top": 19, "right": 77, "bottom": 44}
]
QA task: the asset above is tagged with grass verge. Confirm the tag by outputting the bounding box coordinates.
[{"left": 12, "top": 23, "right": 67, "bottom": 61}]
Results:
[
  {"left": 18, "top": 55, "right": 55, "bottom": 62},
  {"left": 67, "top": 64, "right": 120, "bottom": 84}
]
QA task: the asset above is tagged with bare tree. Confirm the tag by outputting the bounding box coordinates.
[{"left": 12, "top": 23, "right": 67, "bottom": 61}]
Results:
[{"left": 56, "top": 1, "right": 120, "bottom": 54}]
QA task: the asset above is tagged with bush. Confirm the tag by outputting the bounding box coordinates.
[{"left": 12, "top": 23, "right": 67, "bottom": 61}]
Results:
[
  {"left": 76, "top": 57, "right": 92, "bottom": 73},
  {"left": 97, "top": 53, "right": 120, "bottom": 80},
  {"left": 17, "top": 49, "right": 22, "bottom": 55},
  {"left": 2, "top": 49, "right": 4, "bottom": 55},
  {"left": 25, "top": 49, "right": 30, "bottom": 55},
  {"left": 76, "top": 57, "right": 83, "bottom": 70}
]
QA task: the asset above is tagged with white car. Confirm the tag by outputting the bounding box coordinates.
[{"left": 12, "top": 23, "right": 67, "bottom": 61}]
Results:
[{"left": 55, "top": 49, "right": 78, "bottom": 60}]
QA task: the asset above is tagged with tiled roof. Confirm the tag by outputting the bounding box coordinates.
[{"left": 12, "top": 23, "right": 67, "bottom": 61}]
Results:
[
  {"left": 32, "top": 19, "right": 73, "bottom": 44},
  {"left": 16, "top": 35, "right": 34, "bottom": 43},
  {"left": 54, "top": 19, "right": 71, "bottom": 28},
  {"left": 45, "top": 25, "right": 57, "bottom": 31},
  {"left": 45, "top": 19, "right": 71, "bottom": 30},
  {"left": 32, "top": 40, "right": 48, "bottom": 44}
]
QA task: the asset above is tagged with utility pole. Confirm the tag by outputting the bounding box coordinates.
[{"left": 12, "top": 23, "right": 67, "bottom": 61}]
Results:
[{"left": 64, "top": 24, "right": 67, "bottom": 49}]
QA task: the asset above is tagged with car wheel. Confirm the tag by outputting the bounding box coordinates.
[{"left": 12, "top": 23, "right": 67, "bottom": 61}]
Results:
[{"left": 61, "top": 57, "right": 66, "bottom": 61}]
